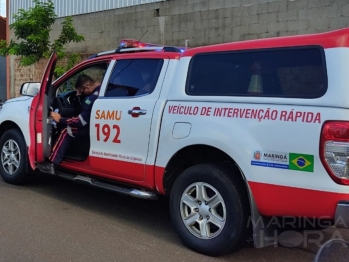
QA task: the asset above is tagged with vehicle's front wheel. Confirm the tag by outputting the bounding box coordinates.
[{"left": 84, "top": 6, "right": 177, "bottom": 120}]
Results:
[
  {"left": 169, "top": 163, "right": 250, "bottom": 256},
  {"left": 0, "top": 129, "right": 29, "bottom": 184}
]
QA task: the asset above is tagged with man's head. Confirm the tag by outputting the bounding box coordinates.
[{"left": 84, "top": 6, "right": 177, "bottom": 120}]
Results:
[
  {"left": 75, "top": 74, "right": 98, "bottom": 96},
  {"left": 141, "top": 70, "right": 150, "bottom": 81},
  {"left": 139, "top": 68, "right": 154, "bottom": 93}
]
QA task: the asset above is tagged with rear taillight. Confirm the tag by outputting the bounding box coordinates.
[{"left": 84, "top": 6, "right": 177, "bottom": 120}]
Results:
[{"left": 320, "top": 121, "right": 349, "bottom": 185}]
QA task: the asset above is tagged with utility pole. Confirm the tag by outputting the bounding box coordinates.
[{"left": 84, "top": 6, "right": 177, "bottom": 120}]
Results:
[{"left": 6, "top": 0, "right": 9, "bottom": 99}]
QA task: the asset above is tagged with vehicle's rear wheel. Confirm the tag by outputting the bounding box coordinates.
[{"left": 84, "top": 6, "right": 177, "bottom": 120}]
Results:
[
  {"left": 0, "top": 129, "right": 29, "bottom": 184},
  {"left": 169, "top": 163, "right": 249, "bottom": 256}
]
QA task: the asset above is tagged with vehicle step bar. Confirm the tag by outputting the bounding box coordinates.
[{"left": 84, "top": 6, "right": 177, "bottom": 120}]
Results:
[{"left": 55, "top": 170, "right": 158, "bottom": 200}]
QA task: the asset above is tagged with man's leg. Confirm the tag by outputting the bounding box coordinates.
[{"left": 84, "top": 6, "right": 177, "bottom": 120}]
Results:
[
  {"left": 49, "top": 127, "right": 76, "bottom": 165},
  {"left": 37, "top": 127, "right": 77, "bottom": 174}
]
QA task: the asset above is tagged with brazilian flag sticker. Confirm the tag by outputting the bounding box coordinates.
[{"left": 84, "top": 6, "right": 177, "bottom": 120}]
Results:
[{"left": 289, "top": 153, "right": 314, "bottom": 172}]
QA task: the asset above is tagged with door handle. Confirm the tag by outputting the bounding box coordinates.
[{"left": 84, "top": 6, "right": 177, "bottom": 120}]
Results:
[{"left": 128, "top": 107, "right": 147, "bottom": 117}]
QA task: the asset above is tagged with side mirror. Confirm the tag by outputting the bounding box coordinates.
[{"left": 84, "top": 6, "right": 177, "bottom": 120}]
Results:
[{"left": 20, "top": 82, "right": 41, "bottom": 97}]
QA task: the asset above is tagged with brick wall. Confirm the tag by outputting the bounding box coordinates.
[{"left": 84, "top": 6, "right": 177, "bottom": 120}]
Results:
[
  {"left": 9, "top": 0, "right": 349, "bottom": 97},
  {"left": 11, "top": 53, "right": 92, "bottom": 97},
  {"left": 12, "top": 58, "right": 49, "bottom": 97}
]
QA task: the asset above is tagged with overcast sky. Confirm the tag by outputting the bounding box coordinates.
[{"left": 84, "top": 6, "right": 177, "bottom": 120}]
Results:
[{"left": 1, "top": 0, "right": 5, "bottom": 17}]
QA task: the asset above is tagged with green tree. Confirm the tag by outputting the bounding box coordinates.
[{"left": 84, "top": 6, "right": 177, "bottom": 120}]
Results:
[{"left": 0, "top": 0, "right": 85, "bottom": 77}]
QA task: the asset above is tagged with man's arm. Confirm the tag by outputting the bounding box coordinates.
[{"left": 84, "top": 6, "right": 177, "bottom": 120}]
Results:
[
  {"left": 60, "top": 87, "right": 100, "bottom": 127},
  {"left": 60, "top": 103, "right": 90, "bottom": 127}
]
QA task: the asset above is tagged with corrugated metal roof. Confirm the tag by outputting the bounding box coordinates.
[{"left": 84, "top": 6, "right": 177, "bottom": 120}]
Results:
[{"left": 10, "top": 0, "right": 165, "bottom": 24}]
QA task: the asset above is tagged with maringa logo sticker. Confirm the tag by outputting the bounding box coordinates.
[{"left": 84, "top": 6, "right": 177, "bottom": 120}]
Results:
[
  {"left": 251, "top": 151, "right": 314, "bottom": 172},
  {"left": 253, "top": 151, "right": 261, "bottom": 160}
]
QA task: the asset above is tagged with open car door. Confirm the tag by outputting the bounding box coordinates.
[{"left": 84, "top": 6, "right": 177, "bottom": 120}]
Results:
[{"left": 28, "top": 53, "right": 57, "bottom": 170}]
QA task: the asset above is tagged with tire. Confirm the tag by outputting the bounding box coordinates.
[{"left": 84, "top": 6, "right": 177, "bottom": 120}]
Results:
[
  {"left": 0, "top": 129, "right": 29, "bottom": 184},
  {"left": 169, "top": 163, "right": 250, "bottom": 256}
]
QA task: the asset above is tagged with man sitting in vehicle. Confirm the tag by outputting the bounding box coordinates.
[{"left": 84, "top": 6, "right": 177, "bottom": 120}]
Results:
[
  {"left": 136, "top": 67, "right": 154, "bottom": 96},
  {"left": 37, "top": 74, "right": 101, "bottom": 175}
]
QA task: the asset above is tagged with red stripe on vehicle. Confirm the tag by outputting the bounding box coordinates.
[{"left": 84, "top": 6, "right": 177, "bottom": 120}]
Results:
[
  {"left": 60, "top": 156, "right": 156, "bottom": 190},
  {"left": 183, "top": 28, "right": 349, "bottom": 57},
  {"left": 155, "top": 166, "right": 166, "bottom": 194},
  {"left": 89, "top": 156, "right": 144, "bottom": 181},
  {"left": 248, "top": 181, "right": 349, "bottom": 218}
]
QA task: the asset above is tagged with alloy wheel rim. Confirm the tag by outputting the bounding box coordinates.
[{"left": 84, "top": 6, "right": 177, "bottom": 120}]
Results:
[
  {"left": 180, "top": 182, "right": 226, "bottom": 239},
  {"left": 1, "top": 139, "right": 21, "bottom": 175}
]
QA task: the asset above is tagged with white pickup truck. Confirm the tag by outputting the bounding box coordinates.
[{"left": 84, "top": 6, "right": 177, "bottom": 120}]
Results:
[{"left": 0, "top": 29, "right": 348, "bottom": 256}]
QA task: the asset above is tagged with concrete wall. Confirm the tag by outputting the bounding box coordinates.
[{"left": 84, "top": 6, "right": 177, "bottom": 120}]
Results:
[{"left": 9, "top": 0, "right": 349, "bottom": 96}]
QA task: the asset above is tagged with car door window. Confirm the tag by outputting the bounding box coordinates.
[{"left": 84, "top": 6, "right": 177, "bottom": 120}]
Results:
[
  {"left": 105, "top": 59, "right": 164, "bottom": 97},
  {"left": 56, "top": 64, "right": 108, "bottom": 95},
  {"left": 53, "top": 63, "right": 108, "bottom": 117}
]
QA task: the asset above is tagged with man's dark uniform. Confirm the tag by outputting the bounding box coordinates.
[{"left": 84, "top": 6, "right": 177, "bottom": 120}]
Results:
[{"left": 49, "top": 86, "right": 101, "bottom": 165}]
